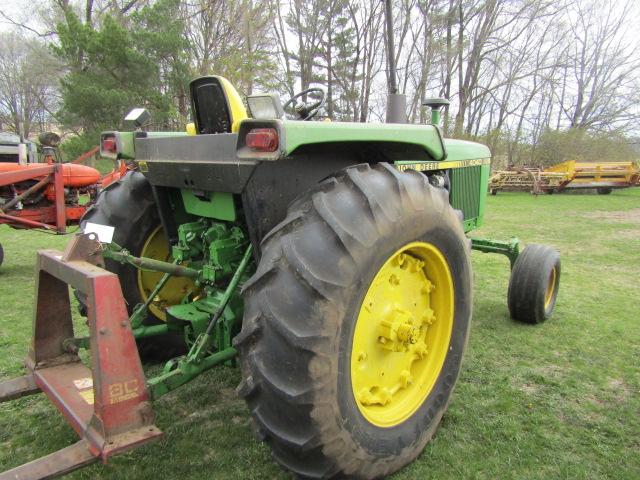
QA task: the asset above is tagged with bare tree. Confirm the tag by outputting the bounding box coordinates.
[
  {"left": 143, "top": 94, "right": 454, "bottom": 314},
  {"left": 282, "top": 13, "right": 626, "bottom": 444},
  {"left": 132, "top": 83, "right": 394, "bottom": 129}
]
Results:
[
  {"left": 184, "top": 0, "right": 276, "bottom": 96},
  {"left": 0, "top": 31, "right": 60, "bottom": 138},
  {"left": 561, "top": 0, "right": 640, "bottom": 131}
]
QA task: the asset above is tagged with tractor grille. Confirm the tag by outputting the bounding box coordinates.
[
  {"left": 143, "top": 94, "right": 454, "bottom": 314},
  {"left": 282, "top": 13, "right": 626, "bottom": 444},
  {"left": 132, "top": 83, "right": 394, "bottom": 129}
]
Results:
[{"left": 449, "top": 166, "right": 481, "bottom": 221}]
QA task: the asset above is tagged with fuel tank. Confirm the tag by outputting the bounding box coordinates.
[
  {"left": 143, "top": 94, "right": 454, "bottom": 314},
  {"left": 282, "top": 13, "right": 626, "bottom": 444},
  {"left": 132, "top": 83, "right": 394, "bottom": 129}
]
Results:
[{"left": 0, "top": 163, "right": 101, "bottom": 188}]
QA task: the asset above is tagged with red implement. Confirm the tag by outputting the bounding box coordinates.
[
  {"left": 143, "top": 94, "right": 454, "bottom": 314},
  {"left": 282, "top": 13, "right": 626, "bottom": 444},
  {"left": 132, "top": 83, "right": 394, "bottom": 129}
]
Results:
[
  {"left": 0, "top": 162, "right": 101, "bottom": 188},
  {"left": 0, "top": 163, "right": 69, "bottom": 232},
  {"left": 0, "top": 234, "right": 162, "bottom": 479}
]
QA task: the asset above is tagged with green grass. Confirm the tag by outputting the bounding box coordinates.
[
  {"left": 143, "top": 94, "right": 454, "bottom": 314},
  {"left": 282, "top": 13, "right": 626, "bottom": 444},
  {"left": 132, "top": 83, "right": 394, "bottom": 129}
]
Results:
[{"left": 1, "top": 189, "right": 639, "bottom": 479}]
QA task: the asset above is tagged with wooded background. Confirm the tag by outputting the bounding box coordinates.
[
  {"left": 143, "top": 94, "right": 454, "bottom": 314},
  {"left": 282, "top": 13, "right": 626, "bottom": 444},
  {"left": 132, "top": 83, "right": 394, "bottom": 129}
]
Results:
[{"left": 0, "top": 0, "right": 638, "bottom": 165}]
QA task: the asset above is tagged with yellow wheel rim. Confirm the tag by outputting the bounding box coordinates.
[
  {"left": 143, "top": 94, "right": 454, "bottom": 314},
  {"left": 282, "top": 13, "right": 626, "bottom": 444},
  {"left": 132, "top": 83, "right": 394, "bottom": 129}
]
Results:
[
  {"left": 544, "top": 266, "right": 557, "bottom": 309},
  {"left": 351, "top": 242, "right": 454, "bottom": 428},
  {"left": 137, "top": 226, "right": 195, "bottom": 321}
]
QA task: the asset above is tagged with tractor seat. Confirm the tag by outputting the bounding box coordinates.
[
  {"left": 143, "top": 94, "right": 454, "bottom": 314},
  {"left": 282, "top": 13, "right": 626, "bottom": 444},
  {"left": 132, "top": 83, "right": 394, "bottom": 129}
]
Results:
[{"left": 189, "top": 76, "right": 248, "bottom": 134}]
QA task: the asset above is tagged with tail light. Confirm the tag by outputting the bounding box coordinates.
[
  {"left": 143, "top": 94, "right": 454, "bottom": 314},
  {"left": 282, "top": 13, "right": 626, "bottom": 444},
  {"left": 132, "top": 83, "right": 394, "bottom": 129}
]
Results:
[
  {"left": 101, "top": 137, "right": 117, "bottom": 154},
  {"left": 246, "top": 128, "right": 279, "bottom": 152}
]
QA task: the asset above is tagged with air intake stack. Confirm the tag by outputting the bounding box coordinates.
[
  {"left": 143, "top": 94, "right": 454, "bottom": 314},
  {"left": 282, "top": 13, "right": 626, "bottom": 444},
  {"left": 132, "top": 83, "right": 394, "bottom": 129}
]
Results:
[{"left": 384, "top": 0, "right": 407, "bottom": 123}]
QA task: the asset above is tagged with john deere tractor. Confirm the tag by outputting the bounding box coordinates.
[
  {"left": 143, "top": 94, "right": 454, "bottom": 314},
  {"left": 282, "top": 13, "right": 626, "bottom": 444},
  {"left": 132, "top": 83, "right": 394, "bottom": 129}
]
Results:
[
  {"left": 93, "top": 77, "right": 560, "bottom": 474},
  {"left": 0, "top": 75, "right": 560, "bottom": 479}
]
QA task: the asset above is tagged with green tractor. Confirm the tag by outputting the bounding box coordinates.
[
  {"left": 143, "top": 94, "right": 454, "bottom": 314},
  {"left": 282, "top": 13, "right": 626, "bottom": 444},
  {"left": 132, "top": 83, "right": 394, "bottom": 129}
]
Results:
[{"left": 69, "top": 75, "right": 558, "bottom": 478}]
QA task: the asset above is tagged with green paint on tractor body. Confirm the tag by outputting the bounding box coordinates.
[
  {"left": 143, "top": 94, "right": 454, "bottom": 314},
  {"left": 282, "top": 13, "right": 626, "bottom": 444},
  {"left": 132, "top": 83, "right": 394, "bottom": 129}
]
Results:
[
  {"left": 281, "top": 120, "right": 447, "bottom": 160},
  {"left": 275, "top": 121, "right": 492, "bottom": 232},
  {"left": 181, "top": 190, "right": 236, "bottom": 221}
]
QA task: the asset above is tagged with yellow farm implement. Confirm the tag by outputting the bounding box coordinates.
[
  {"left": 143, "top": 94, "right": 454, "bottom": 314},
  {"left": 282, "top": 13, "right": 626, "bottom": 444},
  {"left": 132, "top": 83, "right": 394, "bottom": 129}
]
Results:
[
  {"left": 489, "top": 161, "right": 640, "bottom": 195},
  {"left": 489, "top": 168, "right": 569, "bottom": 195}
]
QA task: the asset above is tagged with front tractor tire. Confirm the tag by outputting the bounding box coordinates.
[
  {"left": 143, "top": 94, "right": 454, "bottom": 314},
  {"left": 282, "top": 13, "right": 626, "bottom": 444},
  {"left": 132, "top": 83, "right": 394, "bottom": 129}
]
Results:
[
  {"left": 235, "top": 163, "right": 473, "bottom": 479},
  {"left": 508, "top": 244, "right": 561, "bottom": 324}
]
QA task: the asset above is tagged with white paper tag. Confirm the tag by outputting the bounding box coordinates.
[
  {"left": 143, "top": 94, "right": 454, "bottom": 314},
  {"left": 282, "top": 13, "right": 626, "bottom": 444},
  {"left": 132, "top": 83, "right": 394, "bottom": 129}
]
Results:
[
  {"left": 73, "top": 377, "right": 93, "bottom": 389},
  {"left": 83, "top": 222, "right": 115, "bottom": 244}
]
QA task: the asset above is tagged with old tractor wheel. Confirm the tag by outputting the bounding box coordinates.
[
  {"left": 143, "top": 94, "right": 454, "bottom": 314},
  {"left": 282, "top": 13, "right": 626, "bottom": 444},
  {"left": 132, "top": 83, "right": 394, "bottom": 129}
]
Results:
[
  {"left": 235, "top": 163, "right": 472, "bottom": 479},
  {"left": 508, "top": 244, "right": 560, "bottom": 324},
  {"left": 80, "top": 171, "right": 192, "bottom": 358}
]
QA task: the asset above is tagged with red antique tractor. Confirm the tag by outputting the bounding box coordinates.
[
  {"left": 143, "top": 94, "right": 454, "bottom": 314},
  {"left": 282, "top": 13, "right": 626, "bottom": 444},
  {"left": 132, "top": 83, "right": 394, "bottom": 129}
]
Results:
[{"left": 0, "top": 133, "right": 127, "bottom": 267}]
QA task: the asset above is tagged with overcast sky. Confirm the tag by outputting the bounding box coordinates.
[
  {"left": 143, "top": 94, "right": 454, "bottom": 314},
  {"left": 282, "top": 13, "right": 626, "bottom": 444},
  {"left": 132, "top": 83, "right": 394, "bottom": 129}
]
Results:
[
  {"left": 3, "top": 0, "right": 639, "bottom": 36},
  {"left": 0, "top": 0, "right": 51, "bottom": 35}
]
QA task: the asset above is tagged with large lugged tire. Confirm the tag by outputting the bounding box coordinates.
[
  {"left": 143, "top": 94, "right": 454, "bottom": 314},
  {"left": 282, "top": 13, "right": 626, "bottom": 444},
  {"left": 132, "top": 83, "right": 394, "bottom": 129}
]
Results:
[
  {"left": 235, "top": 163, "right": 473, "bottom": 479},
  {"left": 508, "top": 244, "right": 560, "bottom": 324},
  {"left": 80, "top": 171, "right": 189, "bottom": 358}
]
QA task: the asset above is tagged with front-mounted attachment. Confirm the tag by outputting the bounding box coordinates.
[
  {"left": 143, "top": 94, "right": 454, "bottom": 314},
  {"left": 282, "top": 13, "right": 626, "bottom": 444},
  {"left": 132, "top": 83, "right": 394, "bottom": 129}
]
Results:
[
  {"left": 0, "top": 229, "right": 254, "bottom": 479},
  {"left": 0, "top": 234, "right": 162, "bottom": 479}
]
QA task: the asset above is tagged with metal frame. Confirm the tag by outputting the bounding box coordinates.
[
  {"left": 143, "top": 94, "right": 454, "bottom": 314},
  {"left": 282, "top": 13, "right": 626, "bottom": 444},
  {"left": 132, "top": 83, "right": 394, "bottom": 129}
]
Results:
[
  {"left": 0, "top": 235, "right": 162, "bottom": 479},
  {"left": 470, "top": 237, "right": 521, "bottom": 268}
]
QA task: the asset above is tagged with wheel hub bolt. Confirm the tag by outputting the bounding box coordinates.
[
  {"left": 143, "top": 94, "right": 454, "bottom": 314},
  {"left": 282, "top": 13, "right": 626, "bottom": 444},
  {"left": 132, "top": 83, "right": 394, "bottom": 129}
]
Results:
[
  {"left": 378, "top": 309, "right": 421, "bottom": 351},
  {"left": 397, "top": 324, "right": 420, "bottom": 344}
]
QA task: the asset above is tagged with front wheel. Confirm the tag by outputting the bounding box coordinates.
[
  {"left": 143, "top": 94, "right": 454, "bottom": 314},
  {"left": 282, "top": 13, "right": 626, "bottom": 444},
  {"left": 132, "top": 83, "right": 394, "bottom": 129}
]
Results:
[
  {"left": 235, "top": 163, "right": 472, "bottom": 478},
  {"left": 508, "top": 244, "right": 560, "bottom": 323}
]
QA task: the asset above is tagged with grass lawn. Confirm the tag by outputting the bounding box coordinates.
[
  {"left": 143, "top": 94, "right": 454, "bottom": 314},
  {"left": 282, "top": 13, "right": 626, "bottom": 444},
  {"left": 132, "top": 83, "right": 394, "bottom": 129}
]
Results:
[{"left": 1, "top": 188, "right": 639, "bottom": 479}]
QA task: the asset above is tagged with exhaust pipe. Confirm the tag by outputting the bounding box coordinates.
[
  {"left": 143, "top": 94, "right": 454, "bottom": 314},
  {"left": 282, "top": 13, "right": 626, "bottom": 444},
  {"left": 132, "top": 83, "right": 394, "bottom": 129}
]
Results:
[{"left": 384, "top": 0, "right": 407, "bottom": 124}]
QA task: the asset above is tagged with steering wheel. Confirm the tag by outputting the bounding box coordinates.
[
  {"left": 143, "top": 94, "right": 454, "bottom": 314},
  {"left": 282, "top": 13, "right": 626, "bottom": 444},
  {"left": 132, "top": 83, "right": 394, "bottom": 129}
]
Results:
[{"left": 282, "top": 87, "right": 327, "bottom": 121}]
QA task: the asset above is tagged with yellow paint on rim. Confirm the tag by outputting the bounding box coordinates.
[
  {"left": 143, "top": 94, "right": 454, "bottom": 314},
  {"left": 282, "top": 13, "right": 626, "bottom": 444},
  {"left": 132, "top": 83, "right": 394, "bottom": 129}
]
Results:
[
  {"left": 544, "top": 266, "right": 557, "bottom": 309},
  {"left": 350, "top": 242, "right": 454, "bottom": 428},
  {"left": 137, "top": 226, "right": 195, "bottom": 321}
]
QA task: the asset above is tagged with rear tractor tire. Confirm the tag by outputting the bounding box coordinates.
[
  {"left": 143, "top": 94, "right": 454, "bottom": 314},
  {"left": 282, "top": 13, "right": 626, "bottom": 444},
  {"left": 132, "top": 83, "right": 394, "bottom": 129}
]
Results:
[
  {"left": 80, "top": 171, "right": 192, "bottom": 359},
  {"left": 235, "top": 163, "right": 473, "bottom": 479},
  {"left": 508, "top": 244, "right": 560, "bottom": 324}
]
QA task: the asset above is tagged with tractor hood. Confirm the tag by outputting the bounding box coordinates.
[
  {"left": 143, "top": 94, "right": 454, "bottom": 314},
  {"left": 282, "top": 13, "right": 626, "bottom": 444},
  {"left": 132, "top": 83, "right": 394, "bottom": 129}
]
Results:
[
  {"left": 281, "top": 120, "right": 447, "bottom": 160},
  {"left": 443, "top": 138, "right": 491, "bottom": 162}
]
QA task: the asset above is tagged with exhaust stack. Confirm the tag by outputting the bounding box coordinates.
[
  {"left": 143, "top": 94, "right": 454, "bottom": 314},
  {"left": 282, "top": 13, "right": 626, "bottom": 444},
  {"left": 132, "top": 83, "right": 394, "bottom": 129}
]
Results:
[{"left": 384, "top": 0, "right": 407, "bottom": 123}]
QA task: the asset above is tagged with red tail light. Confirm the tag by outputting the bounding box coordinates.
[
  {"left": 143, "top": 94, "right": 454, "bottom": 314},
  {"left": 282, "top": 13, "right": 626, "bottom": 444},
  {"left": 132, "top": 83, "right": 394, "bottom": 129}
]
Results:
[
  {"left": 102, "top": 137, "right": 117, "bottom": 153},
  {"left": 246, "top": 128, "right": 279, "bottom": 152}
]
